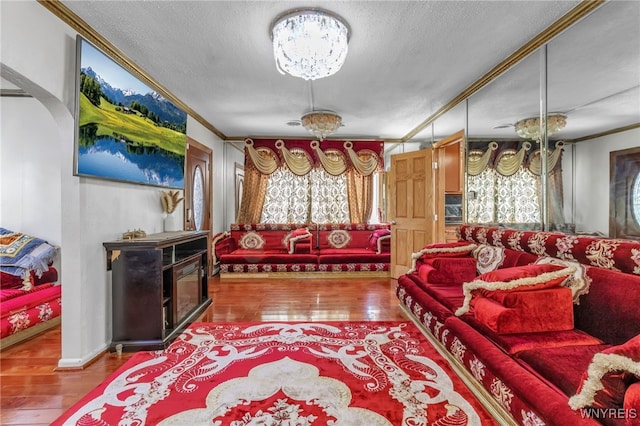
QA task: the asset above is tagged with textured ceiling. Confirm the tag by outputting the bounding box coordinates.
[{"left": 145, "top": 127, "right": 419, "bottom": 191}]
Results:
[{"left": 57, "top": 1, "right": 639, "bottom": 142}]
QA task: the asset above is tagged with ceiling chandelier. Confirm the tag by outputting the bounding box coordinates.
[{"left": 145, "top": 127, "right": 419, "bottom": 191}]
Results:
[
  {"left": 270, "top": 8, "right": 350, "bottom": 80},
  {"left": 301, "top": 110, "right": 342, "bottom": 140},
  {"left": 514, "top": 114, "right": 567, "bottom": 141}
]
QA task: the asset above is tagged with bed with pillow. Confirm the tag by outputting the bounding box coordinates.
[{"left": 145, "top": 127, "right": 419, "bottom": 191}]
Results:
[
  {"left": 0, "top": 228, "right": 62, "bottom": 349},
  {"left": 397, "top": 225, "right": 640, "bottom": 426}
]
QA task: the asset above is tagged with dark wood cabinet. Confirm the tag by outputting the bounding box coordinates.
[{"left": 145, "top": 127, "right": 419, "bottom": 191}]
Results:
[{"left": 103, "top": 231, "right": 211, "bottom": 352}]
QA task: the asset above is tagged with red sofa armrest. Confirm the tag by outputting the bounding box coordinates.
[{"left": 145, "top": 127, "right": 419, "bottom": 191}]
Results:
[
  {"left": 469, "top": 287, "right": 574, "bottom": 334},
  {"left": 212, "top": 232, "right": 235, "bottom": 265}
]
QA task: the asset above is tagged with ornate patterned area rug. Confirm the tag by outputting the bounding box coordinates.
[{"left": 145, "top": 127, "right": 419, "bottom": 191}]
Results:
[{"left": 52, "top": 322, "right": 498, "bottom": 425}]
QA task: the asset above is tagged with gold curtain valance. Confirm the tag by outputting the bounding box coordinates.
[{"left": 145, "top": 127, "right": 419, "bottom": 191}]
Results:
[
  {"left": 468, "top": 142, "right": 498, "bottom": 176},
  {"left": 495, "top": 141, "right": 531, "bottom": 176},
  {"left": 275, "top": 140, "right": 313, "bottom": 176},
  {"left": 528, "top": 141, "right": 565, "bottom": 175},
  {"left": 245, "top": 139, "right": 278, "bottom": 175},
  {"left": 311, "top": 141, "right": 347, "bottom": 175},
  {"left": 245, "top": 138, "right": 381, "bottom": 177},
  {"left": 468, "top": 140, "right": 563, "bottom": 176}
]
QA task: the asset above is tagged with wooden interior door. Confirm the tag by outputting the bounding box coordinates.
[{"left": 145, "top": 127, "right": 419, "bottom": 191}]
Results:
[
  {"left": 184, "top": 138, "right": 212, "bottom": 261},
  {"left": 610, "top": 147, "right": 640, "bottom": 239},
  {"left": 388, "top": 149, "right": 437, "bottom": 278}
]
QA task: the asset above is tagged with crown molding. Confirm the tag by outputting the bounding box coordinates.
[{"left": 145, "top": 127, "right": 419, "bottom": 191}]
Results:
[
  {"left": 37, "top": 0, "right": 227, "bottom": 141},
  {"left": 566, "top": 123, "right": 640, "bottom": 143},
  {"left": 402, "top": 0, "right": 606, "bottom": 142}
]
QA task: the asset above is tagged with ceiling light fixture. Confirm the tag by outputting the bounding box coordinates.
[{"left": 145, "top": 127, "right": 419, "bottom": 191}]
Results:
[
  {"left": 301, "top": 110, "right": 342, "bottom": 140},
  {"left": 270, "top": 8, "right": 350, "bottom": 80},
  {"left": 514, "top": 114, "right": 567, "bottom": 141}
]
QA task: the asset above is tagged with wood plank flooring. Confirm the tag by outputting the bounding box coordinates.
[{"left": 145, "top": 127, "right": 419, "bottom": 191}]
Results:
[{"left": 0, "top": 275, "right": 406, "bottom": 425}]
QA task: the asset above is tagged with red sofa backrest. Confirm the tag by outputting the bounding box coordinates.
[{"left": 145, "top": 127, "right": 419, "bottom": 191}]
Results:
[
  {"left": 315, "top": 223, "right": 390, "bottom": 250},
  {"left": 460, "top": 225, "right": 640, "bottom": 345},
  {"left": 229, "top": 223, "right": 310, "bottom": 251}
]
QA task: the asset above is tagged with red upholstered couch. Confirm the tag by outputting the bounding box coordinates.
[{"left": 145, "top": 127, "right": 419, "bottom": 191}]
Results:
[
  {"left": 397, "top": 224, "right": 640, "bottom": 426},
  {"left": 213, "top": 223, "right": 391, "bottom": 276},
  {"left": 1, "top": 266, "right": 62, "bottom": 349}
]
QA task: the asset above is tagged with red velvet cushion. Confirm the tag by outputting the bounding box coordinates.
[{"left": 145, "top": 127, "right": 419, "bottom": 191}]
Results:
[
  {"left": 516, "top": 344, "right": 608, "bottom": 396},
  {"left": 418, "top": 257, "right": 477, "bottom": 285},
  {"left": 367, "top": 229, "right": 391, "bottom": 252},
  {"left": 470, "top": 287, "right": 574, "bottom": 334},
  {"left": 0, "top": 267, "right": 57, "bottom": 290},
  {"left": 0, "top": 271, "right": 25, "bottom": 289},
  {"left": 476, "top": 263, "right": 570, "bottom": 292},
  {"left": 291, "top": 228, "right": 310, "bottom": 237},
  {"left": 569, "top": 335, "right": 640, "bottom": 413},
  {"left": 455, "top": 263, "right": 577, "bottom": 333}
]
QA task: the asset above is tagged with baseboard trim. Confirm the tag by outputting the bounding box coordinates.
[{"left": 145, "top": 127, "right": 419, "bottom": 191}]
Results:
[
  {"left": 220, "top": 271, "right": 390, "bottom": 279},
  {"left": 56, "top": 344, "right": 109, "bottom": 371},
  {"left": 400, "top": 305, "right": 518, "bottom": 426}
]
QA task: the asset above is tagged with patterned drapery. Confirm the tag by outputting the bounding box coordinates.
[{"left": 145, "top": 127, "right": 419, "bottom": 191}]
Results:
[
  {"left": 467, "top": 141, "right": 565, "bottom": 225},
  {"left": 239, "top": 138, "right": 382, "bottom": 224}
]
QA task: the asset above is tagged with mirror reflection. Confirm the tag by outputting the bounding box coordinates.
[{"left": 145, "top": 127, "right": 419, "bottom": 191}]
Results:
[
  {"left": 548, "top": 1, "right": 640, "bottom": 236},
  {"left": 466, "top": 51, "right": 547, "bottom": 230},
  {"left": 464, "top": 1, "right": 639, "bottom": 236}
]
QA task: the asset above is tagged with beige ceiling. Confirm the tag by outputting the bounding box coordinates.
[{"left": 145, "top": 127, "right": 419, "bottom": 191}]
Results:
[{"left": 53, "top": 1, "right": 639, "bottom": 142}]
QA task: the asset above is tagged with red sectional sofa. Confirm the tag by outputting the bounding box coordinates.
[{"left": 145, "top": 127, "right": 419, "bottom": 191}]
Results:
[
  {"left": 397, "top": 224, "right": 640, "bottom": 426},
  {"left": 213, "top": 223, "right": 391, "bottom": 276}
]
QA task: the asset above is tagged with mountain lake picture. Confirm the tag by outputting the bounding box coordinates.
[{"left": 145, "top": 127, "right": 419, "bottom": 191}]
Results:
[{"left": 76, "top": 38, "right": 187, "bottom": 188}]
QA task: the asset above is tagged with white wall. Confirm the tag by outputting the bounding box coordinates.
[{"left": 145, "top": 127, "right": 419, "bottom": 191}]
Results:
[
  {"left": 0, "top": 97, "right": 62, "bottom": 244},
  {"left": 572, "top": 127, "right": 640, "bottom": 234},
  {"left": 1, "top": 1, "right": 229, "bottom": 367}
]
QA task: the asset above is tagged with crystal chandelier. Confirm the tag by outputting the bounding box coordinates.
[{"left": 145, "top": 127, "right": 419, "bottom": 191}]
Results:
[
  {"left": 514, "top": 114, "right": 567, "bottom": 141},
  {"left": 270, "top": 8, "right": 350, "bottom": 80},
  {"left": 301, "top": 111, "right": 342, "bottom": 140}
]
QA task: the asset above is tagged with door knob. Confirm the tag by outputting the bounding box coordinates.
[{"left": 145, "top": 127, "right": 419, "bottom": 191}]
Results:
[{"left": 390, "top": 220, "right": 397, "bottom": 225}]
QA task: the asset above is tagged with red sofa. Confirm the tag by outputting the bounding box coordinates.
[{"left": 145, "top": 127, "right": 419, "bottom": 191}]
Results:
[
  {"left": 397, "top": 224, "right": 640, "bottom": 426},
  {"left": 213, "top": 223, "right": 391, "bottom": 276},
  {"left": 1, "top": 266, "right": 62, "bottom": 349}
]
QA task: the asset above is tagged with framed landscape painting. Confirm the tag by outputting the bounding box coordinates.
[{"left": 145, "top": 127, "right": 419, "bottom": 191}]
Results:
[{"left": 74, "top": 36, "right": 187, "bottom": 189}]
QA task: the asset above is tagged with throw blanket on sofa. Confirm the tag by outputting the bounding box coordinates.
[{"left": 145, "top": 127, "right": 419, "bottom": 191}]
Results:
[{"left": 0, "top": 228, "right": 57, "bottom": 278}]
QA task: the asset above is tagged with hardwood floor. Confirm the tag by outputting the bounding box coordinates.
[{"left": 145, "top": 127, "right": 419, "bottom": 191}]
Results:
[{"left": 0, "top": 275, "right": 406, "bottom": 425}]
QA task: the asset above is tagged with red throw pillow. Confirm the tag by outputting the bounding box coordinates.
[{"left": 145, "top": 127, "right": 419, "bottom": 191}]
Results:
[
  {"left": 368, "top": 229, "right": 391, "bottom": 251},
  {"left": 291, "top": 227, "right": 310, "bottom": 237},
  {"left": 418, "top": 257, "right": 477, "bottom": 285},
  {"left": 455, "top": 263, "right": 575, "bottom": 316},
  {"left": 569, "top": 335, "right": 640, "bottom": 412}
]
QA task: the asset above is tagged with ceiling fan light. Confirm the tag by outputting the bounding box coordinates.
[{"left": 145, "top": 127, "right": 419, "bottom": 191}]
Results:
[
  {"left": 301, "top": 110, "right": 342, "bottom": 140},
  {"left": 271, "top": 8, "right": 349, "bottom": 80}
]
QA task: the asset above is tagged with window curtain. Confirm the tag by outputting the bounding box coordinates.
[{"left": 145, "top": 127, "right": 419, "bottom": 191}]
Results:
[
  {"left": 238, "top": 139, "right": 382, "bottom": 224},
  {"left": 467, "top": 141, "right": 565, "bottom": 226}
]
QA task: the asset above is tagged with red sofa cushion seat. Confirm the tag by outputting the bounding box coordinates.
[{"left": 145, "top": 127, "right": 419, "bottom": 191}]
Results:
[
  {"left": 220, "top": 250, "right": 317, "bottom": 264},
  {"left": 516, "top": 344, "right": 609, "bottom": 397},
  {"left": 318, "top": 248, "right": 390, "bottom": 264}
]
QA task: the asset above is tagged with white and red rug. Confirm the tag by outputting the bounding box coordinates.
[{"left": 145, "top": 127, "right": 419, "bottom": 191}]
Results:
[{"left": 53, "top": 322, "right": 498, "bottom": 425}]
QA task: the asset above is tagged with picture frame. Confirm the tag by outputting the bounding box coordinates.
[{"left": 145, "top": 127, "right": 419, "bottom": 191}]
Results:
[{"left": 74, "top": 36, "right": 187, "bottom": 189}]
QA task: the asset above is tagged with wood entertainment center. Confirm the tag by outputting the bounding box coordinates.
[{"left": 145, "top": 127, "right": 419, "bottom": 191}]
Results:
[{"left": 103, "top": 231, "right": 211, "bottom": 352}]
